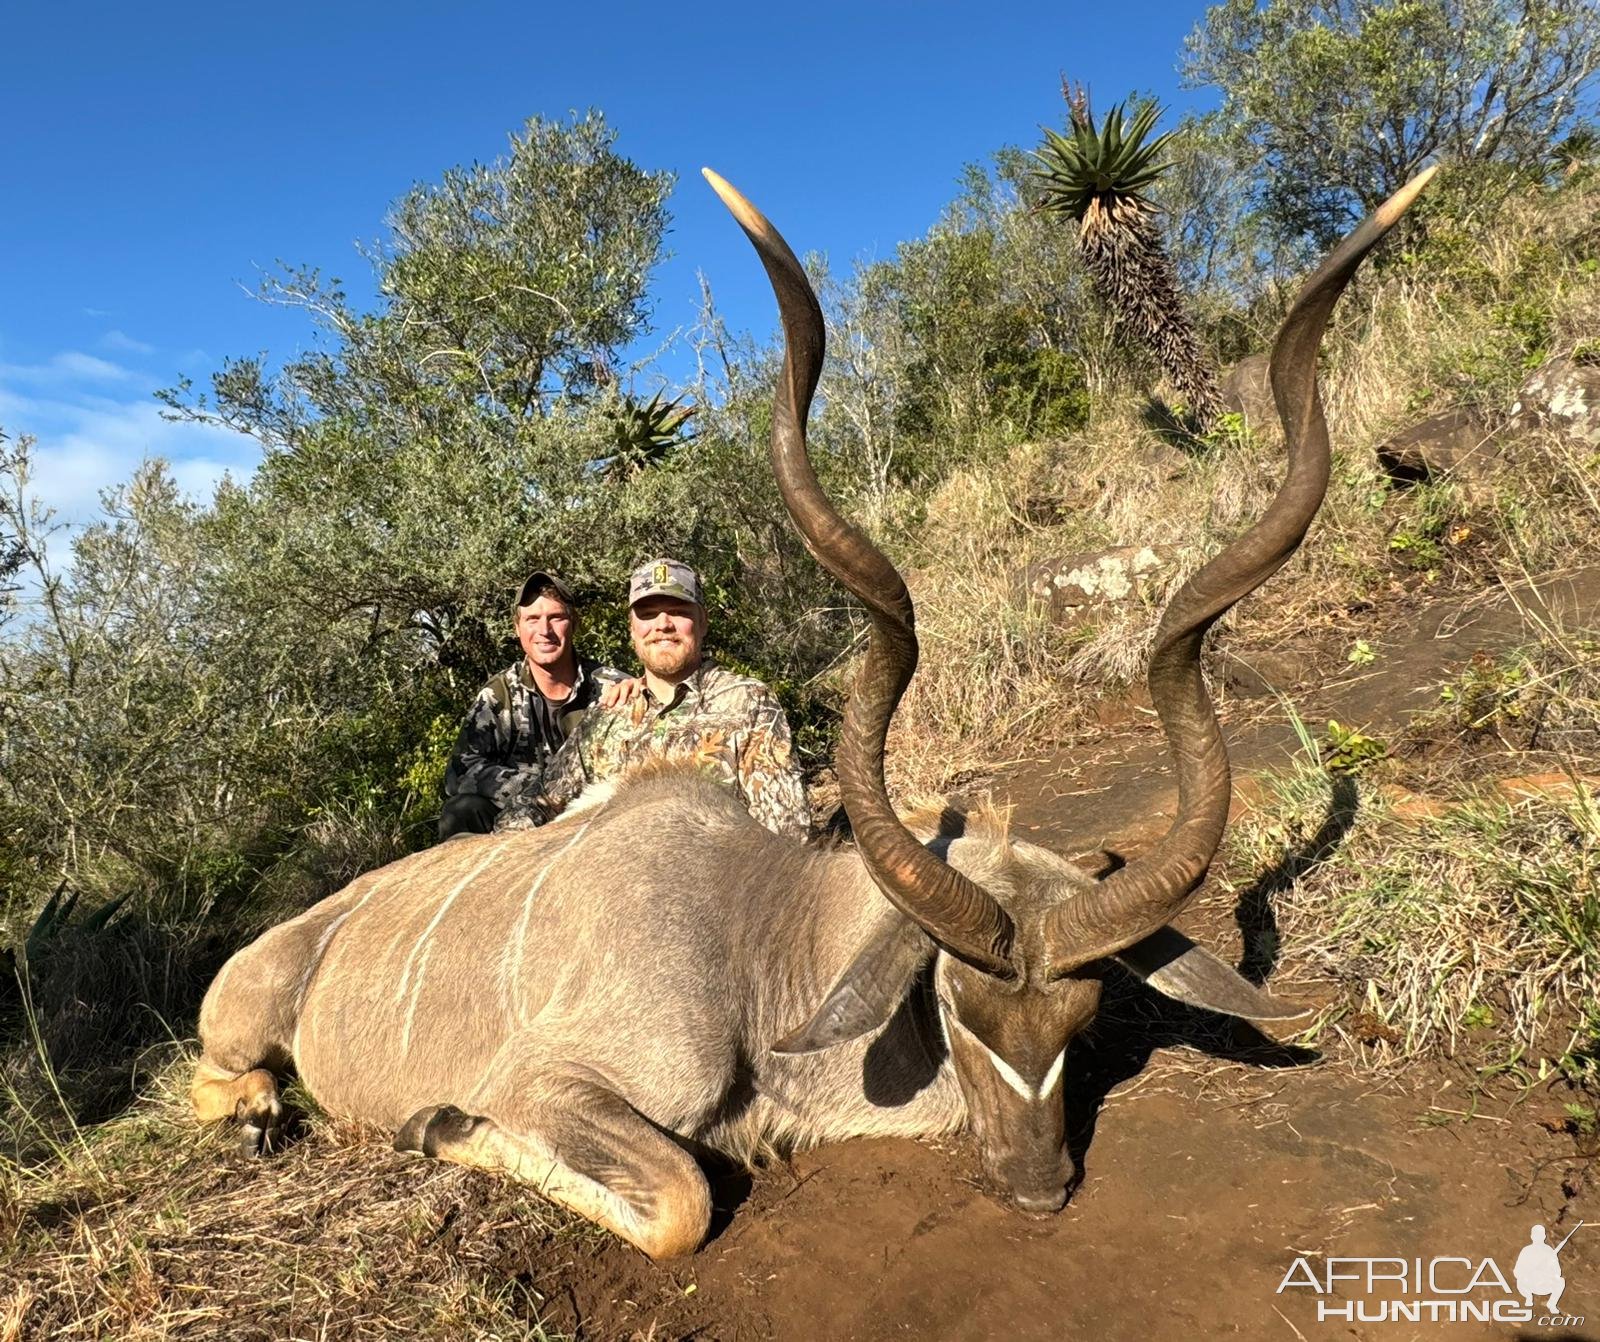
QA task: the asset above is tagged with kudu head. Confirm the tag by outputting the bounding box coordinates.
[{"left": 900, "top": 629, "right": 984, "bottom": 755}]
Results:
[{"left": 705, "top": 164, "right": 1435, "bottom": 1213}]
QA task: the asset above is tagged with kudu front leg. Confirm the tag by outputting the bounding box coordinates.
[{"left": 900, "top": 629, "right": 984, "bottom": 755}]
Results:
[
  {"left": 191, "top": 1058, "right": 286, "bottom": 1155},
  {"left": 395, "top": 1069, "right": 712, "bottom": 1260}
]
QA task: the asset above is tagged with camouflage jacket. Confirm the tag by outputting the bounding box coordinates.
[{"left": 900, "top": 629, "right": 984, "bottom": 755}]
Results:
[
  {"left": 443, "top": 656, "right": 625, "bottom": 808},
  {"left": 494, "top": 663, "right": 810, "bottom": 840}
]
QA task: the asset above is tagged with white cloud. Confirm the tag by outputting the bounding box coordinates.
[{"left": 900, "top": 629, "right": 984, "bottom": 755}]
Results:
[
  {"left": 54, "top": 351, "right": 135, "bottom": 382},
  {"left": 0, "top": 351, "right": 136, "bottom": 386},
  {"left": 101, "top": 329, "right": 156, "bottom": 356},
  {"left": 0, "top": 380, "right": 260, "bottom": 525},
  {"left": 0, "top": 351, "right": 260, "bottom": 609},
  {"left": 169, "top": 451, "right": 252, "bottom": 501}
]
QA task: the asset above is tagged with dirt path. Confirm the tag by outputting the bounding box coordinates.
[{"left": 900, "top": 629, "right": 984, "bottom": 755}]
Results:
[
  {"left": 1003, "top": 567, "right": 1600, "bottom": 857},
  {"left": 528, "top": 571, "right": 1600, "bottom": 1340},
  {"left": 549, "top": 1070, "right": 1589, "bottom": 1340}
]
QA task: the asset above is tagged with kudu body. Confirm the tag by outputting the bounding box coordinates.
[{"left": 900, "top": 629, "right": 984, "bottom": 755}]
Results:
[{"left": 193, "top": 166, "right": 1434, "bottom": 1258}]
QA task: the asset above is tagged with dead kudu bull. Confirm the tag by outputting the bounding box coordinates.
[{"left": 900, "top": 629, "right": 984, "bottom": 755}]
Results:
[{"left": 192, "top": 165, "right": 1435, "bottom": 1258}]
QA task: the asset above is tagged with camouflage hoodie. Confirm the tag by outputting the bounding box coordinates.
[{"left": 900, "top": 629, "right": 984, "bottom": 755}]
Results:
[{"left": 443, "top": 657, "right": 625, "bottom": 808}]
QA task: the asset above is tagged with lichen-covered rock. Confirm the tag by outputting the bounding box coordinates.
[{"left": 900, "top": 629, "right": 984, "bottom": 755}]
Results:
[
  {"left": 1375, "top": 409, "right": 1502, "bottom": 493},
  {"left": 1512, "top": 354, "right": 1600, "bottom": 446},
  {"left": 1220, "top": 354, "right": 1276, "bottom": 438},
  {"left": 1021, "top": 545, "right": 1176, "bottom": 622}
]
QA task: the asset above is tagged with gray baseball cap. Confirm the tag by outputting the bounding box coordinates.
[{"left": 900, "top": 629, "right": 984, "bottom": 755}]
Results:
[
  {"left": 515, "top": 569, "right": 576, "bottom": 610},
  {"left": 629, "top": 557, "right": 702, "bottom": 608}
]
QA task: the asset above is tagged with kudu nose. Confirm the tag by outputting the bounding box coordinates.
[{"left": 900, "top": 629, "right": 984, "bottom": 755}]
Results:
[
  {"left": 987, "top": 1143, "right": 1074, "bottom": 1217},
  {"left": 1013, "top": 1186, "right": 1069, "bottom": 1215}
]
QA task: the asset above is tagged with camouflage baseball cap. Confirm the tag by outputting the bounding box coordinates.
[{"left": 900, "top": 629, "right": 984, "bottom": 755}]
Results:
[
  {"left": 629, "top": 557, "right": 702, "bottom": 608},
  {"left": 515, "top": 569, "right": 576, "bottom": 610}
]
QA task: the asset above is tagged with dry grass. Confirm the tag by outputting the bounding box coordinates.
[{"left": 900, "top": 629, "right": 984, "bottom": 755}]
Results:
[
  {"left": 1225, "top": 756, "right": 1600, "bottom": 1083},
  {"left": 0, "top": 1062, "right": 592, "bottom": 1341}
]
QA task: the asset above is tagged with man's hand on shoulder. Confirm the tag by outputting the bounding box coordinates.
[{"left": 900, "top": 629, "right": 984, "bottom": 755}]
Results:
[{"left": 599, "top": 677, "right": 645, "bottom": 710}]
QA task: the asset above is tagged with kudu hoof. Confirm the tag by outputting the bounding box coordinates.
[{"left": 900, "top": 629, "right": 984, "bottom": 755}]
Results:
[
  {"left": 394, "top": 1104, "right": 481, "bottom": 1159},
  {"left": 234, "top": 1095, "right": 286, "bottom": 1157}
]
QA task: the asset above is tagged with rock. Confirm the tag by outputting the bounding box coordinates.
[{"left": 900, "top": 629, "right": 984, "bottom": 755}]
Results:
[
  {"left": 1512, "top": 354, "right": 1600, "bottom": 446},
  {"left": 1494, "top": 772, "right": 1600, "bottom": 803},
  {"left": 1021, "top": 545, "right": 1176, "bottom": 622},
  {"left": 1376, "top": 784, "right": 1452, "bottom": 824},
  {"left": 1375, "top": 409, "right": 1504, "bottom": 495},
  {"left": 1220, "top": 355, "right": 1277, "bottom": 438},
  {"left": 1128, "top": 441, "right": 1190, "bottom": 482},
  {"left": 1219, "top": 647, "right": 1319, "bottom": 699}
]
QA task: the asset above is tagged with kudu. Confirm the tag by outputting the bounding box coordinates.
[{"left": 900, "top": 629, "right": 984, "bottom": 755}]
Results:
[{"left": 192, "top": 164, "right": 1434, "bottom": 1259}]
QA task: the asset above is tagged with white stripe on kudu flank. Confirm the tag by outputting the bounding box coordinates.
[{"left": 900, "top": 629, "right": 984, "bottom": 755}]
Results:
[
  {"left": 503, "top": 819, "right": 594, "bottom": 1018},
  {"left": 300, "top": 877, "right": 386, "bottom": 1002},
  {"left": 395, "top": 842, "right": 510, "bottom": 1005},
  {"left": 399, "top": 841, "right": 516, "bottom": 1054},
  {"left": 291, "top": 875, "right": 390, "bottom": 1058}
]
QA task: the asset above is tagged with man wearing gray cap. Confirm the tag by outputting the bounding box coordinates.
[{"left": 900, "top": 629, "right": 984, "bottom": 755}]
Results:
[
  {"left": 437, "top": 569, "right": 630, "bottom": 840},
  {"left": 495, "top": 556, "right": 810, "bottom": 840}
]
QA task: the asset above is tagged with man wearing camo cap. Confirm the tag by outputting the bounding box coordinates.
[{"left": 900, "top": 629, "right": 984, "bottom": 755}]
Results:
[
  {"left": 436, "top": 569, "right": 630, "bottom": 840},
  {"left": 494, "top": 556, "right": 810, "bottom": 840}
]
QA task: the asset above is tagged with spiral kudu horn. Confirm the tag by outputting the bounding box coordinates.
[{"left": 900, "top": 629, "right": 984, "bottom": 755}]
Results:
[
  {"left": 703, "top": 168, "right": 1015, "bottom": 977},
  {"left": 1043, "top": 167, "right": 1438, "bottom": 974}
]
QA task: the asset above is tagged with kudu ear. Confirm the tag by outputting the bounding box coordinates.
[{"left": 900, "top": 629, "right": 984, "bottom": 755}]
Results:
[
  {"left": 1114, "top": 926, "right": 1309, "bottom": 1022},
  {"left": 772, "top": 917, "right": 934, "bottom": 1055}
]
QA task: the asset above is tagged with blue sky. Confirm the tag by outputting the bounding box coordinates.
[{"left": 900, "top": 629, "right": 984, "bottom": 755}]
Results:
[{"left": 0, "top": 0, "right": 1217, "bottom": 528}]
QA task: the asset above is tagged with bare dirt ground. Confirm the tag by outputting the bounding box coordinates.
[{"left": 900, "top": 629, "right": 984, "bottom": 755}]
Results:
[{"left": 524, "top": 571, "right": 1600, "bottom": 1342}]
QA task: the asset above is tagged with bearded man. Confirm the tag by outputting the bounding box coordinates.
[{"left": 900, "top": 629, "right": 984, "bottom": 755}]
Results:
[{"left": 494, "top": 557, "right": 810, "bottom": 840}]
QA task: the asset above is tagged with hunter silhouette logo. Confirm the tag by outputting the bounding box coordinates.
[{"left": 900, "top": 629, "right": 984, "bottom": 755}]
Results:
[
  {"left": 1516, "top": 1222, "right": 1582, "bottom": 1313},
  {"left": 1277, "top": 1222, "right": 1585, "bottom": 1326},
  {"left": 653, "top": 563, "right": 670, "bottom": 585}
]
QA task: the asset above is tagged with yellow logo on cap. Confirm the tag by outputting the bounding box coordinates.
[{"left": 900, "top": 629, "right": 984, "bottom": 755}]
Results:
[{"left": 653, "top": 563, "right": 670, "bottom": 585}]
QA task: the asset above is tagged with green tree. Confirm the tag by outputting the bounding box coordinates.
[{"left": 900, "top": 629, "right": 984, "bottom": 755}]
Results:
[
  {"left": 0, "top": 447, "right": 302, "bottom": 898},
  {"left": 157, "top": 108, "right": 844, "bottom": 792},
  {"left": 1183, "top": 0, "right": 1600, "bottom": 247},
  {"left": 816, "top": 150, "right": 1098, "bottom": 499},
  {"left": 3, "top": 112, "right": 848, "bottom": 925},
  {"left": 159, "top": 112, "right": 679, "bottom": 678},
  {"left": 162, "top": 110, "right": 673, "bottom": 445}
]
